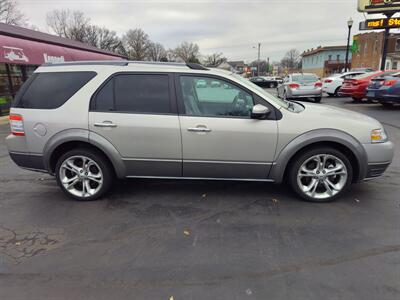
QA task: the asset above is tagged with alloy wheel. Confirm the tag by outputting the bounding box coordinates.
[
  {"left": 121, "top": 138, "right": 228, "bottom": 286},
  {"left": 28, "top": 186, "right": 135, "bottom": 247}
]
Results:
[
  {"left": 296, "top": 154, "right": 348, "bottom": 200},
  {"left": 59, "top": 155, "right": 103, "bottom": 198}
]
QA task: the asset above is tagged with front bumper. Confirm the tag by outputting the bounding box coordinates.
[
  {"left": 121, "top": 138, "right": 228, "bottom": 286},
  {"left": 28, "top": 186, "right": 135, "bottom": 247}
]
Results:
[{"left": 362, "top": 141, "right": 394, "bottom": 179}]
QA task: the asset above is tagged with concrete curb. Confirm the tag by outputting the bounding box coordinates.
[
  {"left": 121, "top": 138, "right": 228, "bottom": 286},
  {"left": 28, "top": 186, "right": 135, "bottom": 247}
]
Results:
[{"left": 0, "top": 115, "right": 9, "bottom": 125}]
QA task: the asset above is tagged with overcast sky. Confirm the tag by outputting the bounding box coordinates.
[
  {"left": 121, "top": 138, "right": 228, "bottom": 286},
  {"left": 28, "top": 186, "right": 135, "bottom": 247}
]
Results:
[{"left": 17, "top": 0, "right": 382, "bottom": 62}]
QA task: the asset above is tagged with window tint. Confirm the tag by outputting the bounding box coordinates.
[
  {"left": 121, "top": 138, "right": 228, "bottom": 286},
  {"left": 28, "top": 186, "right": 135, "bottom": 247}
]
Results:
[
  {"left": 94, "top": 79, "right": 114, "bottom": 111},
  {"left": 16, "top": 72, "right": 96, "bottom": 109},
  {"left": 93, "top": 74, "right": 170, "bottom": 113},
  {"left": 179, "top": 76, "right": 253, "bottom": 117}
]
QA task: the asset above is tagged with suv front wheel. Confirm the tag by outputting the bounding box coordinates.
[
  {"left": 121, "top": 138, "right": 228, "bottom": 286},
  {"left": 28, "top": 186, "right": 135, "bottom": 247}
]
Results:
[
  {"left": 288, "top": 147, "right": 353, "bottom": 202},
  {"left": 55, "top": 148, "right": 113, "bottom": 201}
]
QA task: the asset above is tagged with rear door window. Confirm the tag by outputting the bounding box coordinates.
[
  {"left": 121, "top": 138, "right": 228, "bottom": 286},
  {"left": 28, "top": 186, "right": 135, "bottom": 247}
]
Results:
[
  {"left": 92, "top": 74, "right": 171, "bottom": 114},
  {"left": 15, "top": 72, "right": 96, "bottom": 109}
]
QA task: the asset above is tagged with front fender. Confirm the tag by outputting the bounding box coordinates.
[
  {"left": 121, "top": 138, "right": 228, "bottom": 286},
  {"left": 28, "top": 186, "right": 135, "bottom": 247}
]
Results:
[{"left": 269, "top": 129, "right": 368, "bottom": 183}]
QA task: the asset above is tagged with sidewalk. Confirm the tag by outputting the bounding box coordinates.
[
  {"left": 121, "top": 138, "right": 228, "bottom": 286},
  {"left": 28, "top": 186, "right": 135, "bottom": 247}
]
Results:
[{"left": 0, "top": 115, "right": 9, "bottom": 125}]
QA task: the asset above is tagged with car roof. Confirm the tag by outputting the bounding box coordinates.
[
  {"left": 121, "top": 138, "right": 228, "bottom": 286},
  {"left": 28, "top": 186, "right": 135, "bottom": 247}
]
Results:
[{"left": 35, "top": 60, "right": 217, "bottom": 74}]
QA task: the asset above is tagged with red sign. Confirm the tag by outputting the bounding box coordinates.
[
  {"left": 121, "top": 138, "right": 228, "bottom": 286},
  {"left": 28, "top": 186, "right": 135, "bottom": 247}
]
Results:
[{"left": 0, "top": 35, "right": 123, "bottom": 65}]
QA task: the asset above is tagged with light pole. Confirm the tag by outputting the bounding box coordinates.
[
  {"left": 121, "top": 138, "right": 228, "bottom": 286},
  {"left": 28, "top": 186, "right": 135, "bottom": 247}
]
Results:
[
  {"left": 345, "top": 17, "right": 353, "bottom": 72},
  {"left": 253, "top": 43, "right": 261, "bottom": 76}
]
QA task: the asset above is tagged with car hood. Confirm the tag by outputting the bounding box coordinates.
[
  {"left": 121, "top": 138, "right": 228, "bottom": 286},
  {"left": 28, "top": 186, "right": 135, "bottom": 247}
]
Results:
[{"left": 281, "top": 102, "right": 383, "bottom": 144}]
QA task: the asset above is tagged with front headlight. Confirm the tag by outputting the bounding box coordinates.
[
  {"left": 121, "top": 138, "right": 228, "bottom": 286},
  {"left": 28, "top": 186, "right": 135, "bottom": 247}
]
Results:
[{"left": 371, "top": 128, "right": 388, "bottom": 143}]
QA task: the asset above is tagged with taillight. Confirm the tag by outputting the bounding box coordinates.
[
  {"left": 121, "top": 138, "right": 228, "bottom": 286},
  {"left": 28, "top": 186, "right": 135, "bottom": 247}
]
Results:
[
  {"left": 324, "top": 79, "right": 332, "bottom": 83},
  {"left": 288, "top": 83, "right": 300, "bottom": 89},
  {"left": 9, "top": 114, "right": 25, "bottom": 136},
  {"left": 314, "top": 82, "right": 322, "bottom": 87},
  {"left": 383, "top": 79, "right": 397, "bottom": 86}
]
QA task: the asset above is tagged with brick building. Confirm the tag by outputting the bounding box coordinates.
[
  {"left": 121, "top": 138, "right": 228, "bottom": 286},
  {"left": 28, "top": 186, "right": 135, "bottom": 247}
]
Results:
[{"left": 351, "top": 31, "right": 400, "bottom": 70}]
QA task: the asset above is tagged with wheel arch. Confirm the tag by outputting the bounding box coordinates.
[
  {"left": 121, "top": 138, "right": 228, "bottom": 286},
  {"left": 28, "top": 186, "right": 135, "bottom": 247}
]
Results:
[
  {"left": 43, "top": 129, "right": 126, "bottom": 178},
  {"left": 270, "top": 129, "right": 368, "bottom": 183}
]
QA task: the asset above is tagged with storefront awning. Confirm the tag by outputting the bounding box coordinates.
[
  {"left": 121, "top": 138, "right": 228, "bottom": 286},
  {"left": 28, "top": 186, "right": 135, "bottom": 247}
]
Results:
[{"left": 1, "top": 35, "right": 124, "bottom": 65}]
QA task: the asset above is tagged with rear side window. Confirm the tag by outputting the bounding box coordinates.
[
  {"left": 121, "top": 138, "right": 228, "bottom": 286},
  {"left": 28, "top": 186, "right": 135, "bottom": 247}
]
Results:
[
  {"left": 92, "top": 74, "right": 171, "bottom": 114},
  {"left": 15, "top": 72, "right": 96, "bottom": 109}
]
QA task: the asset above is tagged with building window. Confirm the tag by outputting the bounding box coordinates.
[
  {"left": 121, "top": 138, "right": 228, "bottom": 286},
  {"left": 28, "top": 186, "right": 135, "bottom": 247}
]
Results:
[
  {"left": 328, "top": 55, "right": 332, "bottom": 61},
  {"left": 393, "top": 61, "right": 398, "bottom": 70},
  {"left": 337, "top": 54, "right": 340, "bottom": 61},
  {"left": 396, "top": 39, "right": 400, "bottom": 52}
]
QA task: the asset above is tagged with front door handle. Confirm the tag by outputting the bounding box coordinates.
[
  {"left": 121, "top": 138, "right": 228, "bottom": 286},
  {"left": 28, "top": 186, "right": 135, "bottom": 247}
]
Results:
[
  {"left": 94, "top": 121, "right": 117, "bottom": 128},
  {"left": 187, "top": 126, "right": 211, "bottom": 133}
]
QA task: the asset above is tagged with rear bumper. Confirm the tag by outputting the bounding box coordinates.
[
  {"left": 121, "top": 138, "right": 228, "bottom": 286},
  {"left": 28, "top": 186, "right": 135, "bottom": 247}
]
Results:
[
  {"left": 366, "top": 89, "right": 400, "bottom": 102},
  {"left": 288, "top": 89, "right": 322, "bottom": 98},
  {"left": 9, "top": 152, "right": 46, "bottom": 172}
]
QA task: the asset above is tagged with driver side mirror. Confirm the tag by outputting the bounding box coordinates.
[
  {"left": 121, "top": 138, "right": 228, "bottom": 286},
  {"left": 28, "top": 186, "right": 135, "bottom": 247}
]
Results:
[{"left": 251, "top": 104, "right": 270, "bottom": 119}]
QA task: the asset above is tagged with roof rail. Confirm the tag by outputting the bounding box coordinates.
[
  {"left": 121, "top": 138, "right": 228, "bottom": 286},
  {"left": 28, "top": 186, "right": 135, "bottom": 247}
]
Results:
[
  {"left": 41, "top": 60, "right": 210, "bottom": 70},
  {"left": 42, "top": 61, "right": 129, "bottom": 67},
  {"left": 186, "top": 63, "right": 209, "bottom": 70}
]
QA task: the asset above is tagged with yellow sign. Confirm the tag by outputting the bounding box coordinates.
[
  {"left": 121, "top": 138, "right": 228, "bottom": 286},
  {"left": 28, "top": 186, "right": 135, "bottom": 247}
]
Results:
[{"left": 360, "top": 17, "right": 400, "bottom": 30}]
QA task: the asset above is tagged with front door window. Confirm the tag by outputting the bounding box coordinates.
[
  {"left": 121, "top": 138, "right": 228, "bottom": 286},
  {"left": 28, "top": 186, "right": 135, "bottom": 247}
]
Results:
[{"left": 179, "top": 76, "right": 254, "bottom": 118}]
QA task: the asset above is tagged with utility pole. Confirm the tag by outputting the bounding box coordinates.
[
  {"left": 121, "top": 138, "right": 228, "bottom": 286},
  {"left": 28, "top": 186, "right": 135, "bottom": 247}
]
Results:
[
  {"left": 257, "top": 43, "right": 261, "bottom": 76},
  {"left": 380, "top": 12, "right": 394, "bottom": 71}
]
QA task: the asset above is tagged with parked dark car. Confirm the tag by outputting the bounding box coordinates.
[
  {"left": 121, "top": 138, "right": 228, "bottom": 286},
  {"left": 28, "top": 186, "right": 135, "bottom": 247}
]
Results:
[
  {"left": 249, "top": 76, "right": 278, "bottom": 88},
  {"left": 366, "top": 72, "right": 400, "bottom": 107}
]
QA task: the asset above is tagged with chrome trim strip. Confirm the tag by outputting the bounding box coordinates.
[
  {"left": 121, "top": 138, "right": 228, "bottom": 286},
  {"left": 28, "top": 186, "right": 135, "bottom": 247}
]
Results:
[
  {"left": 122, "top": 158, "right": 274, "bottom": 165},
  {"left": 122, "top": 158, "right": 182, "bottom": 162},
  {"left": 125, "top": 175, "right": 274, "bottom": 182},
  {"left": 184, "top": 159, "right": 274, "bottom": 165},
  {"left": 9, "top": 151, "right": 42, "bottom": 156}
]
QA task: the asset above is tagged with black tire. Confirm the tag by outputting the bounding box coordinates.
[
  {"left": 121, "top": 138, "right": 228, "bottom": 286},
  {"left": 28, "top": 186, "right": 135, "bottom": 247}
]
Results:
[
  {"left": 333, "top": 87, "right": 341, "bottom": 97},
  {"left": 288, "top": 147, "right": 353, "bottom": 202},
  {"left": 381, "top": 102, "right": 394, "bottom": 108},
  {"left": 314, "top": 97, "right": 322, "bottom": 103},
  {"left": 55, "top": 148, "right": 113, "bottom": 201}
]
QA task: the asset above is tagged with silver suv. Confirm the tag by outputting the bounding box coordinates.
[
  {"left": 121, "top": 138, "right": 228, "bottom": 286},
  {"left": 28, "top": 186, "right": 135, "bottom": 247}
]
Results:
[{"left": 6, "top": 61, "right": 394, "bottom": 202}]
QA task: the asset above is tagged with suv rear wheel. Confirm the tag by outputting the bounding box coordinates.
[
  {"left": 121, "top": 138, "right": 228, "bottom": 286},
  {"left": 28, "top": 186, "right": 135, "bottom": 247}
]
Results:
[
  {"left": 288, "top": 147, "right": 353, "bottom": 202},
  {"left": 55, "top": 148, "right": 113, "bottom": 201}
]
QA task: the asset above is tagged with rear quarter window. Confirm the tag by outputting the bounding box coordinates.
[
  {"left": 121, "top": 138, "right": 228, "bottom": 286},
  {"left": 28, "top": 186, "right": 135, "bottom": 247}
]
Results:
[{"left": 14, "top": 71, "right": 96, "bottom": 109}]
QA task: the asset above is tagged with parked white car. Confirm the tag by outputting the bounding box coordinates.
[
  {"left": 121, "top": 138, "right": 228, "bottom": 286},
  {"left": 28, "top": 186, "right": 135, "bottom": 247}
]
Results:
[{"left": 322, "top": 71, "right": 366, "bottom": 97}]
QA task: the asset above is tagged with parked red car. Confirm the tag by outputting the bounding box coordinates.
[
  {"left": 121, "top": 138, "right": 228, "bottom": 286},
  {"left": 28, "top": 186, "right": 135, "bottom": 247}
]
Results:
[{"left": 339, "top": 71, "right": 398, "bottom": 101}]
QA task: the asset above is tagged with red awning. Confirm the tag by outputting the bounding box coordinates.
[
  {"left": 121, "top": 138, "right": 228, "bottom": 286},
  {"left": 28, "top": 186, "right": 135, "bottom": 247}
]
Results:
[{"left": 1, "top": 35, "right": 123, "bottom": 65}]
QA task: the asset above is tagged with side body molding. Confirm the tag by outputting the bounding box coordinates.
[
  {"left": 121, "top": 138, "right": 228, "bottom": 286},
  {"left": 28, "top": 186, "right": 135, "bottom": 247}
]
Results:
[
  {"left": 269, "top": 129, "right": 368, "bottom": 183},
  {"left": 42, "top": 129, "right": 126, "bottom": 178}
]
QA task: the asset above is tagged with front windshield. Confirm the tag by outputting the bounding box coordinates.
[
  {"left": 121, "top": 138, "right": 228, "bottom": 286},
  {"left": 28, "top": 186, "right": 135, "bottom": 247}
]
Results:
[{"left": 231, "top": 73, "right": 289, "bottom": 109}]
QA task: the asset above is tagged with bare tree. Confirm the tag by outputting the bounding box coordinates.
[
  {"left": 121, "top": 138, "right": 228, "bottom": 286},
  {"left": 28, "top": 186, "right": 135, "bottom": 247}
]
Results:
[
  {"left": 0, "top": 0, "right": 25, "bottom": 25},
  {"left": 280, "top": 48, "right": 301, "bottom": 70},
  {"left": 173, "top": 42, "right": 200, "bottom": 63},
  {"left": 203, "top": 52, "right": 227, "bottom": 67},
  {"left": 46, "top": 9, "right": 123, "bottom": 53},
  {"left": 122, "top": 28, "right": 150, "bottom": 60},
  {"left": 148, "top": 42, "right": 167, "bottom": 61},
  {"left": 46, "top": 9, "right": 90, "bottom": 42}
]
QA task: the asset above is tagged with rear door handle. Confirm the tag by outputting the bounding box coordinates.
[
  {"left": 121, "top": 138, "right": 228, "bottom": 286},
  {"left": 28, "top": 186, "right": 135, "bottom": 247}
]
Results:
[
  {"left": 94, "top": 121, "right": 117, "bottom": 128},
  {"left": 187, "top": 127, "right": 211, "bottom": 132}
]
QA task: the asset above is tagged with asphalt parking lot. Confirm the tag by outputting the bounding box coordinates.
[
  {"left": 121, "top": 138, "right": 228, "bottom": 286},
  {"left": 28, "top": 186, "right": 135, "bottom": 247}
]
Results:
[{"left": 0, "top": 94, "right": 399, "bottom": 300}]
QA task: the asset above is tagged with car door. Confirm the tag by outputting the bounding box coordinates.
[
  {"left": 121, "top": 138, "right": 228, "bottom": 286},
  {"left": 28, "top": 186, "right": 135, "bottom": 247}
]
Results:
[
  {"left": 176, "top": 74, "right": 278, "bottom": 179},
  {"left": 89, "top": 73, "right": 182, "bottom": 177}
]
